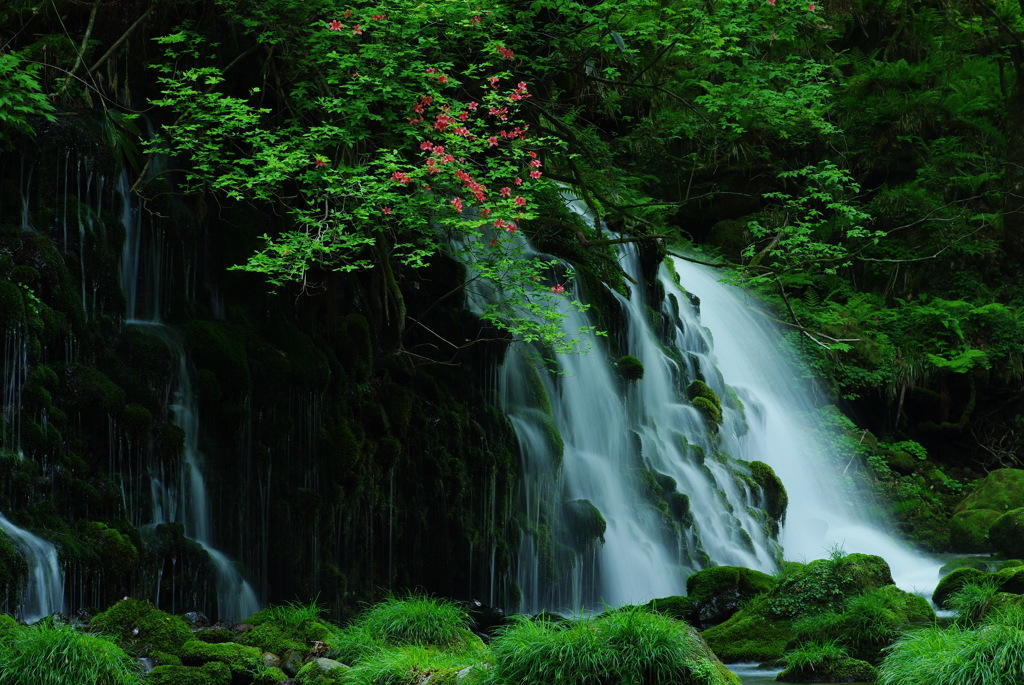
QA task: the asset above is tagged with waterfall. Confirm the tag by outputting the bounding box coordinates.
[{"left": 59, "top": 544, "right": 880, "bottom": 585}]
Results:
[
  {"left": 477, "top": 199, "right": 939, "bottom": 613},
  {"left": 118, "top": 172, "right": 260, "bottom": 622},
  {"left": 671, "top": 260, "right": 942, "bottom": 594},
  {"left": 0, "top": 513, "right": 64, "bottom": 622}
]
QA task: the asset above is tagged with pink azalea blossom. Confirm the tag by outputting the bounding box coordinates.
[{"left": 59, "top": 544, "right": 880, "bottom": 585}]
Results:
[{"left": 550, "top": 284, "right": 565, "bottom": 294}]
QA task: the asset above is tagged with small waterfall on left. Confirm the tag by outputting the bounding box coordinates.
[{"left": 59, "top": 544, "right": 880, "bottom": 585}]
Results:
[
  {"left": 118, "top": 172, "right": 260, "bottom": 622},
  {"left": 0, "top": 513, "right": 64, "bottom": 622}
]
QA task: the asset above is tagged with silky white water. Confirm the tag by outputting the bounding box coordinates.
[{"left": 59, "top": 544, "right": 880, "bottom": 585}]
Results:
[
  {"left": 672, "top": 259, "right": 942, "bottom": 595},
  {"left": 467, "top": 194, "right": 941, "bottom": 613},
  {"left": 0, "top": 513, "right": 64, "bottom": 622}
]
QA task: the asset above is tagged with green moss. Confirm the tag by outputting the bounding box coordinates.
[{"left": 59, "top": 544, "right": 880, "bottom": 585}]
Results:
[
  {"left": 615, "top": 355, "right": 645, "bottom": 381},
  {"left": 645, "top": 595, "right": 696, "bottom": 621},
  {"left": 748, "top": 460, "right": 788, "bottom": 526},
  {"left": 950, "top": 509, "right": 1000, "bottom": 551},
  {"left": 933, "top": 567, "right": 987, "bottom": 608},
  {"left": 688, "top": 381, "right": 723, "bottom": 431},
  {"left": 938, "top": 556, "right": 995, "bottom": 576},
  {"left": 236, "top": 621, "right": 306, "bottom": 656},
  {"left": 778, "top": 657, "right": 877, "bottom": 683},
  {"left": 701, "top": 609, "right": 793, "bottom": 662},
  {"left": 145, "top": 662, "right": 231, "bottom": 685},
  {"left": 294, "top": 658, "right": 348, "bottom": 684},
  {"left": 150, "top": 650, "right": 182, "bottom": 666},
  {"left": 686, "top": 565, "right": 777, "bottom": 628},
  {"left": 0, "top": 280, "right": 26, "bottom": 329},
  {"left": 254, "top": 665, "right": 289, "bottom": 684},
  {"left": 957, "top": 468, "right": 1024, "bottom": 513},
  {"left": 0, "top": 530, "right": 28, "bottom": 612},
  {"left": 989, "top": 508, "right": 1024, "bottom": 557},
  {"left": 91, "top": 598, "right": 192, "bottom": 656},
  {"left": 563, "top": 498, "right": 607, "bottom": 548},
  {"left": 180, "top": 640, "right": 263, "bottom": 677}
]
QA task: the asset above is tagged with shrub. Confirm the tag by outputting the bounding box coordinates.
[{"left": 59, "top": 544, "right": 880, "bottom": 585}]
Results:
[
  {"left": 488, "top": 605, "right": 737, "bottom": 685},
  {"left": 355, "top": 594, "right": 471, "bottom": 649},
  {"left": 0, "top": 620, "right": 142, "bottom": 685}
]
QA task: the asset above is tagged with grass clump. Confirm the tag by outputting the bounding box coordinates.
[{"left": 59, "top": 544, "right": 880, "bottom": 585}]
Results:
[
  {"left": 0, "top": 620, "right": 142, "bottom": 685},
  {"left": 339, "top": 645, "right": 484, "bottom": 685},
  {"left": 489, "top": 604, "right": 738, "bottom": 685},
  {"left": 878, "top": 601, "right": 1024, "bottom": 684},
  {"left": 240, "top": 599, "right": 336, "bottom": 655},
  {"left": 354, "top": 594, "right": 472, "bottom": 649}
]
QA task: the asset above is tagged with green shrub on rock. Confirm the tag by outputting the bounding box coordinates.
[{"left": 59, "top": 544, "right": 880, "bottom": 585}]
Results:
[
  {"left": 180, "top": 639, "right": 262, "bottom": 679},
  {"left": 294, "top": 657, "right": 348, "bottom": 684},
  {"left": 240, "top": 600, "right": 336, "bottom": 656},
  {"left": 933, "top": 567, "right": 988, "bottom": 609},
  {"left": 615, "top": 355, "right": 645, "bottom": 381}
]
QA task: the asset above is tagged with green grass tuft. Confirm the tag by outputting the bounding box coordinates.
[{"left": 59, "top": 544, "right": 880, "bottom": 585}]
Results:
[
  {"left": 355, "top": 593, "right": 471, "bottom": 649},
  {"left": 0, "top": 620, "right": 142, "bottom": 685}
]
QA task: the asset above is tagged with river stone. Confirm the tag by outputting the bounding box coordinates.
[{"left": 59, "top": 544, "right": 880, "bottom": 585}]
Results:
[
  {"left": 933, "top": 567, "right": 987, "bottom": 608},
  {"left": 951, "top": 469, "right": 1024, "bottom": 550},
  {"left": 294, "top": 657, "right": 348, "bottom": 684}
]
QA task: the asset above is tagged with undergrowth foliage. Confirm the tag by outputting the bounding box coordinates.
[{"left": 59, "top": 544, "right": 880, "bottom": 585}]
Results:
[{"left": 0, "top": 620, "right": 142, "bottom": 685}]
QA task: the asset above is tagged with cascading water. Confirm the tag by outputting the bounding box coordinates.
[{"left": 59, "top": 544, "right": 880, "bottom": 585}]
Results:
[
  {"left": 671, "top": 260, "right": 942, "bottom": 594},
  {"left": 118, "top": 172, "right": 260, "bottom": 622},
  {"left": 0, "top": 513, "right": 64, "bottom": 622},
  {"left": 475, "top": 198, "right": 939, "bottom": 614}
]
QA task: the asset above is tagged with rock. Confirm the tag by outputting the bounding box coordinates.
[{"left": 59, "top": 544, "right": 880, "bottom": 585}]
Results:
[
  {"left": 294, "top": 657, "right": 348, "bottom": 684},
  {"left": 180, "top": 639, "right": 263, "bottom": 680},
  {"left": 684, "top": 565, "right": 777, "bottom": 628},
  {"left": 281, "top": 649, "right": 305, "bottom": 676},
  {"left": 951, "top": 469, "right": 1024, "bottom": 551},
  {"left": 263, "top": 652, "right": 282, "bottom": 669},
  {"left": 990, "top": 508, "right": 1024, "bottom": 557},
  {"left": 145, "top": 662, "right": 232, "bottom": 685},
  {"left": 777, "top": 657, "right": 877, "bottom": 683},
  {"left": 933, "top": 567, "right": 988, "bottom": 608}
]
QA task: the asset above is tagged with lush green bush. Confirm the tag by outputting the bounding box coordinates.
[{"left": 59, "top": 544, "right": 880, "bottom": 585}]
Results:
[
  {"left": 354, "top": 594, "right": 472, "bottom": 649},
  {"left": 240, "top": 599, "right": 336, "bottom": 654},
  {"left": 90, "top": 597, "right": 192, "bottom": 655},
  {"left": 0, "top": 620, "right": 142, "bottom": 685},
  {"left": 489, "top": 605, "right": 738, "bottom": 685}
]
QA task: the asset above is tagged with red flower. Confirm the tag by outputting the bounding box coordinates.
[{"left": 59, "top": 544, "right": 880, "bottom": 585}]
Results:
[
  {"left": 529, "top": 151, "right": 538, "bottom": 158},
  {"left": 420, "top": 140, "right": 434, "bottom": 150},
  {"left": 513, "top": 196, "right": 526, "bottom": 206},
  {"left": 487, "top": 136, "right": 499, "bottom": 147},
  {"left": 489, "top": 76, "right": 500, "bottom": 88},
  {"left": 344, "top": 9, "right": 352, "bottom": 18},
  {"left": 329, "top": 20, "right": 344, "bottom": 31},
  {"left": 513, "top": 177, "right": 523, "bottom": 186},
  {"left": 372, "top": 14, "right": 387, "bottom": 20},
  {"left": 505, "top": 222, "right": 518, "bottom": 233},
  {"left": 391, "top": 171, "right": 412, "bottom": 185},
  {"left": 314, "top": 156, "right": 328, "bottom": 168},
  {"left": 499, "top": 187, "right": 511, "bottom": 197},
  {"left": 530, "top": 170, "right": 542, "bottom": 179},
  {"left": 496, "top": 45, "right": 514, "bottom": 59},
  {"left": 352, "top": 24, "right": 362, "bottom": 35},
  {"left": 489, "top": 238, "right": 499, "bottom": 246},
  {"left": 381, "top": 206, "right": 393, "bottom": 215},
  {"left": 468, "top": 101, "right": 479, "bottom": 110},
  {"left": 808, "top": 2, "right": 816, "bottom": 9},
  {"left": 530, "top": 159, "right": 542, "bottom": 168},
  {"left": 481, "top": 208, "right": 492, "bottom": 217},
  {"left": 471, "top": 15, "right": 482, "bottom": 24},
  {"left": 550, "top": 284, "right": 565, "bottom": 294},
  {"left": 452, "top": 197, "right": 464, "bottom": 212}
]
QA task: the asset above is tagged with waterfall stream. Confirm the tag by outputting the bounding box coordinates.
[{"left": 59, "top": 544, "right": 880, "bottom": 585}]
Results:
[
  {"left": 119, "top": 173, "right": 259, "bottom": 622},
  {"left": 475, "top": 201, "right": 940, "bottom": 613},
  {"left": 0, "top": 513, "right": 64, "bottom": 622}
]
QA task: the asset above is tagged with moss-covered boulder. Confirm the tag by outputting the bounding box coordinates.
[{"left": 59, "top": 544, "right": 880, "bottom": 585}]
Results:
[
  {"left": 933, "top": 567, "right": 988, "bottom": 609},
  {"left": 145, "top": 661, "right": 232, "bottom": 685},
  {"left": 951, "top": 469, "right": 1024, "bottom": 552},
  {"left": 777, "top": 657, "right": 877, "bottom": 683},
  {"left": 989, "top": 508, "right": 1024, "bottom": 558},
  {"left": 294, "top": 658, "right": 348, "bottom": 684},
  {"left": 91, "top": 598, "right": 192, "bottom": 656},
  {"left": 563, "top": 499, "right": 606, "bottom": 549},
  {"left": 702, "top": 554, "right": 896, "bottom": 663},
  {"left": 615, "top": 355, "right": 644, "bottom": 381},
  {"left": 687, "top": 380, "right": 723, "bottom": 431},
  {"left": 685, "top": 565, "right": 777, "bottom": 628},
  {"left": 180, "top": 640, "right": 263, "bottom": 682}
]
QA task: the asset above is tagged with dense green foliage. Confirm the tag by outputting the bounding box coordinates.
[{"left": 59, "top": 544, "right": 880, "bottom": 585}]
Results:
[{"left": 0, "top": 620, "right": 142, "bottom": 685}]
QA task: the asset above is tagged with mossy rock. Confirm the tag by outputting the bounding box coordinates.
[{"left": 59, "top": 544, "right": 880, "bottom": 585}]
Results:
[
  {"left": 994, "top": 565, "right": 1024, "bottom": 594},
  {"left": 236, "top": 621, "right": 306, "bottom": 656},
  {"left": 950, "top": 509, "right": 1000, "bottom": 552},
  {"left": 615, "top": 355, "right": 644, "bottom": 381},
  {"left": 956, "top": 468, "right": 1024, "bottom": 514},
  {"left": 563, "top": 498, "right": 606, "bottom": 548},
  {"left": 91, "top": 598, "right": 192, "bottom": 656},
  {"left": 685, "top": 565, "right": 777, "bottom": 628},
  {"left": 777, "top": 657, "right": 877, "bottom": 683},
  {"left": 145, "top": 661, "right": 232, "bottom": 685},
  {"left": 254, "top": 665, "right": 289, "bottom": 684},
  {"left": 938, "top": 556, "right": 995, "bottom": 576},
  {"left": 295, "top": 658, "right": 349, "bottom": 684},
  {"left": 646, "top": 595, "right": 697, "bottom": 621},
  {"left": 701, "top": 608, "right": 793, "bottom": 663},
  {"left": 0, "top": 531, "right": 29, "bottom": 612},
  {"left": 749, "top": 461, "right": 789, "bottom": 526},
  {"left": 180, "top": 639, "right": 263, "bottom": 680},
  {"left": 989, "top": 508, "right": 1024, "bottom": 558},
  {"left": 687, "top": 380, "right": 723, "bottom": 430},
  {"left": 933, "top": 567, "right": 988, "bottom": 608}
]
